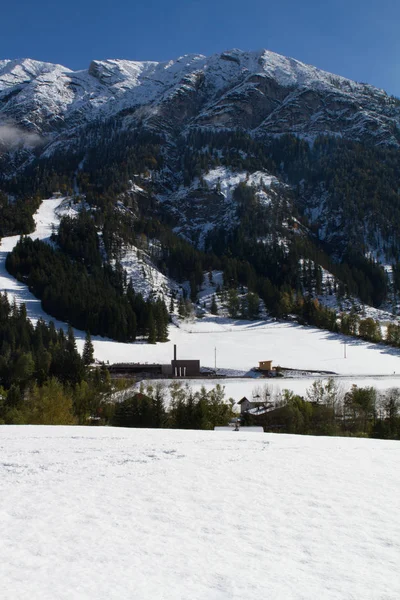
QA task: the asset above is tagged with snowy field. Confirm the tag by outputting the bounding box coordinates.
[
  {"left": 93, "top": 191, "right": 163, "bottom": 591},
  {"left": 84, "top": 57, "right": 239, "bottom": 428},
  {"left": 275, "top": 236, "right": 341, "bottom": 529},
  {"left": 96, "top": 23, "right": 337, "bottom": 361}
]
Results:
[
  {"left": 2, "top": 198, "right": 400, "bottom": 389},
  {"left": 135, "top": 317, "right": 400, "bottom": 376},
  {"left": 1, "top": 426, "right": 399, "bottom": 600}
]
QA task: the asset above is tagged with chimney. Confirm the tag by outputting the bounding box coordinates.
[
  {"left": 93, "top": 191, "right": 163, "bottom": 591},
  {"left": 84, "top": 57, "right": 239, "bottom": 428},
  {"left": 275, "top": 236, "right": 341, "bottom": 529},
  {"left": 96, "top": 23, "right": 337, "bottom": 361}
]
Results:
[{"left": 174, "top": 344, "right": 177, "bottom": 361}]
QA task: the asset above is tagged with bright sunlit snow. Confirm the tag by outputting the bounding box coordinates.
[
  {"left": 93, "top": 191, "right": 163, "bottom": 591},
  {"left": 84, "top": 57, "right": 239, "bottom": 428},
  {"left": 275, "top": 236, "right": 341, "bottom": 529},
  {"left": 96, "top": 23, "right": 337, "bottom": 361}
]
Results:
[
  {"left": 1, "top": 426, "right": 399, "bottom": 600},
  {"left": 202, "top": 167, "right": 278, "bottom": 205}
]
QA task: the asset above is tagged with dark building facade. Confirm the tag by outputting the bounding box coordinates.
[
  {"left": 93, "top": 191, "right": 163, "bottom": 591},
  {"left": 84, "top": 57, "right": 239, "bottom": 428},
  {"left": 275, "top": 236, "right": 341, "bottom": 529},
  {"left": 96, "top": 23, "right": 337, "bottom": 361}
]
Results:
[
  {"left": 108, "top": 363, "right": 163, "bottom": 376},
  {"left": 171, "top": 360, "right": 201, "bottom": 377}
]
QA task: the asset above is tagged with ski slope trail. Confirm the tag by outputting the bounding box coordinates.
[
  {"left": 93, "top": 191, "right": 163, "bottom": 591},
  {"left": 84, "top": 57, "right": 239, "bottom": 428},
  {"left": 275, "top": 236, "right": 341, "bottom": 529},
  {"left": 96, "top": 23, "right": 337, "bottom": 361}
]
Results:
[
  {"left": 1, "top": 198, "right": 400, "bottom": 378},
  {"left": 0, "top": 197, "right": 67, "bottom": 324},
  {"left": 1, "top": 426, "right": 400, "bottom": 600},
  {"left": 0, "top": 197, "right": 90, "bottom": 350}
]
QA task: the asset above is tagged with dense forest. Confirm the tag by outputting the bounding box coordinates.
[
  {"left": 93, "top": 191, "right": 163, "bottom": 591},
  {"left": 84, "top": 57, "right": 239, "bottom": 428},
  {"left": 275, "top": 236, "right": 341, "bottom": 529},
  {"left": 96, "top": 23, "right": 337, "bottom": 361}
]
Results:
[
  {"left": 0, "top": 291, "right": 112, "bottom": 425},
  {"left": 0, "top": 191, "right": 41, "bottom": 237}
]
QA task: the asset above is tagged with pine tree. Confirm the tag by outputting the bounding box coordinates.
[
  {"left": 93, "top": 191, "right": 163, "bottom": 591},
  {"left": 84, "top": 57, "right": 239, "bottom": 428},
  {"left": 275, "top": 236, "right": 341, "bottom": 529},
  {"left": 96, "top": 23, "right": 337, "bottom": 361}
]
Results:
[
  {"left": 247, "top": 292, "right": 260, "bottom": 320},
  {"left": 178, "top": 296, "right": 186, "bottom": 319},
  {"left": 82, "top": 331, "right": 94, "bottom": 366},
  {"left": 227, "top": 289, "right": 240, "bottom": 318},
  {"left": 60, "top": 326, "right": 84, "bottom": 384},
  {"left": 67, "top": 326, "right": 77, "bottom": 353},
  {"left": 147, "top": 311, "right": 157, "bottom": 344},
  {"left": 210, "top": 295, "right": 218, "bottom": 315},
  {"left": 154, "top": 299, "right": 168, "bottom": 342}
]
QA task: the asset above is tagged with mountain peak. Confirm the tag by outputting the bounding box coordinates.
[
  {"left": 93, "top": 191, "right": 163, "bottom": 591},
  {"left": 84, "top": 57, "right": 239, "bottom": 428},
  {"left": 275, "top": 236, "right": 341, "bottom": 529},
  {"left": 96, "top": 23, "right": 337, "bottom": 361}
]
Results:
[{"left": 0, "top": 58, "right": 69, "bottom": 88}]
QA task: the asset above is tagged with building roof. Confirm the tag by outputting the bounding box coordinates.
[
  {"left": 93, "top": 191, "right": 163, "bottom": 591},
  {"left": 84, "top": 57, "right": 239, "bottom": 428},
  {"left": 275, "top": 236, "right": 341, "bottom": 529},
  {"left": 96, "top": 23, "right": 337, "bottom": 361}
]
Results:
[
  {"left": 238, "top": 397, "right": 265, "bottom": 405},
  {"left": 238, "top": 397, "right": 249, "bottom": 404}
]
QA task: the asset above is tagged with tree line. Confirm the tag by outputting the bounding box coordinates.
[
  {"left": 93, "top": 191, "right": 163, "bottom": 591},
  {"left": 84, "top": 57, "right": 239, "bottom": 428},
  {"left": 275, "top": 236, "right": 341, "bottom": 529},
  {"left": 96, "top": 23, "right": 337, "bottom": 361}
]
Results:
[
  {"left": 112, "top": 382, "right": 233, "bottom": 430},
  {"left": 0, "top": 292, "right": 114, "bottom": 425},
  {"left": 245, "top": 379, "right": 400, "bottom": 439}
]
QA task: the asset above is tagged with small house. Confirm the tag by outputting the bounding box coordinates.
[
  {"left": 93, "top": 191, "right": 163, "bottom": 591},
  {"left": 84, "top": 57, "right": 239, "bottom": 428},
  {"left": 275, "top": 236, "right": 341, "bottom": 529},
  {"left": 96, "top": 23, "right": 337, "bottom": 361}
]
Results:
[
  {"left": 237, "top": 396, "right": 266, "bottom": 415},
  {"left": 259, "top": 360, "right": 273, "bottom": 371}
]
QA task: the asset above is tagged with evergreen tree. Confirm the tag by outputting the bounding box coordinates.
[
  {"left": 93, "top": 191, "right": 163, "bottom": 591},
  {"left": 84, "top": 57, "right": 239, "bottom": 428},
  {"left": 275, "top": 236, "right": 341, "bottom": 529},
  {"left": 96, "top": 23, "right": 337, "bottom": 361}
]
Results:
[
  {"left": 147, "top": 311, "right": 157, "bottom": 344},
  {"left": 227, "top": 289, "right": 240, "bottom": 318},
  {"left": 82, "top": 331, "right": 95, "bottom": 366},
  {"left": 178, "top": 296, "right": 186, "bottom": 319},
  {"left": 58, "top": 326, "right": 84, "bottom": 385},
  {"left": 210, "top": 295, "right": 218, "bottom": 315},
  {"left": 246, "top": 292, "right": 260, "bottom": 320},
  {"left": 156, "top": 298, "right": 169, "bottom": 342}
]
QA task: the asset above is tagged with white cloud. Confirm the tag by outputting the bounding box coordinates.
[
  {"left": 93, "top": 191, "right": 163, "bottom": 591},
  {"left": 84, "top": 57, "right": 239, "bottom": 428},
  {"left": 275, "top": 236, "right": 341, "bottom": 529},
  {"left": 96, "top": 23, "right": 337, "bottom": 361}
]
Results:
[{"left": 0, "top": 123, "right": 42, "bottom": 150}]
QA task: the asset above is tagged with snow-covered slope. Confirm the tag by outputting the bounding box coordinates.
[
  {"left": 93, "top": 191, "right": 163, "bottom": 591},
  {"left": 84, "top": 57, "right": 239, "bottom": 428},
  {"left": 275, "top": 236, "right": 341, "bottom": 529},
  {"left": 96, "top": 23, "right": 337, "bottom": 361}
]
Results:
[
  {"left": 116, "top": 242, "right": 177, "bottom": 300},
  {"left": 0, "top": 196, "right": 73, "bottom": 316},
  {"left": 1, "top": 426, "right": 400, "bottom": 600}
]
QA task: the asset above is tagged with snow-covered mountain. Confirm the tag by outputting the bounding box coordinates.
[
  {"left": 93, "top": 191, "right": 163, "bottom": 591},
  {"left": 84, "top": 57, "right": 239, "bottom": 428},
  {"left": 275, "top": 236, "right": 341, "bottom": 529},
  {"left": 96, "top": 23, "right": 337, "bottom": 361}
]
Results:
[{"left": 1, "top": 49, "right": 399, "bottom": 147}]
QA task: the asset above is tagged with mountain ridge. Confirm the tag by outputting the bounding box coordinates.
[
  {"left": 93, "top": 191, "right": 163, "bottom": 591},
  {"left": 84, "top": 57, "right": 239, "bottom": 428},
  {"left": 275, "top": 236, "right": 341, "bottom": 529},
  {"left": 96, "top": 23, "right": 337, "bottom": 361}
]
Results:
[{"left": 1, "top": 48, "right": 398, "bottom": 145}]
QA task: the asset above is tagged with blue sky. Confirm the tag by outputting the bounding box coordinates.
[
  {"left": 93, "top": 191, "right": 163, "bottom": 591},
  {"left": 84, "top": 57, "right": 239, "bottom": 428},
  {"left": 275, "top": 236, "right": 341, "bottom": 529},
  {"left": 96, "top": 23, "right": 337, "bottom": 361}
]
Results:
[{"left": 2, "top": 0, "right": 400, "bottom": 96}]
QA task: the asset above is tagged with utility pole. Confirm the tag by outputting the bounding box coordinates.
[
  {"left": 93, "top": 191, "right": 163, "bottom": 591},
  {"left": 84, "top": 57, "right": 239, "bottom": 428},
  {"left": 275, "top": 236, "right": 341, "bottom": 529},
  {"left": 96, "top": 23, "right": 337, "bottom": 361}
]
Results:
[
  {"left": 214, "top": 347, "right": 217, "bottom": 371},
  {"left": 344, "top": 341, "right": 347, "bottom": 359}
]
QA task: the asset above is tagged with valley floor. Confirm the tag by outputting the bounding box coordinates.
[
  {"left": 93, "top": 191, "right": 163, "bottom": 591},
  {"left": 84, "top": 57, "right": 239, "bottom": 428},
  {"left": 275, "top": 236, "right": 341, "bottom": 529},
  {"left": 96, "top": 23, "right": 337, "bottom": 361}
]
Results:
[
  {"left": 1, "top": 426, "right": 399, "bottom": 600},
  {"left": 1, "top": 198, "right": 400, "bottom": 394}
]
